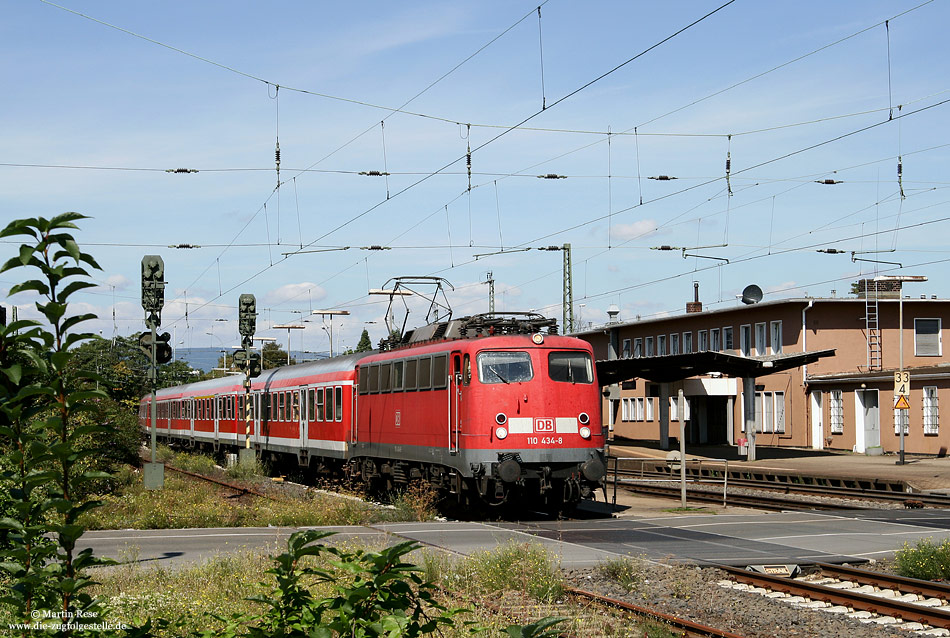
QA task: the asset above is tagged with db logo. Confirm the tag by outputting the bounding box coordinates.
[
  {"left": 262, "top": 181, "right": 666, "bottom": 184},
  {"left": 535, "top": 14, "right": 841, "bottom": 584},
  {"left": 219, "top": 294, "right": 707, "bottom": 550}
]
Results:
[{"left": 534, "top": 418, "right": 555, "bottom": 433}]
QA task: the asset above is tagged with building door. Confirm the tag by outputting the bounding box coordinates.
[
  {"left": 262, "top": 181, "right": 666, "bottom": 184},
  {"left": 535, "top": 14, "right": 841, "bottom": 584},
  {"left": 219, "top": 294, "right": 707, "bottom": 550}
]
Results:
[
  {"left": 856, "top": 389, "right": 880, "bottom": 452},
  {"left": 810, "top": 391, "right": 823, "bottom": 449}
]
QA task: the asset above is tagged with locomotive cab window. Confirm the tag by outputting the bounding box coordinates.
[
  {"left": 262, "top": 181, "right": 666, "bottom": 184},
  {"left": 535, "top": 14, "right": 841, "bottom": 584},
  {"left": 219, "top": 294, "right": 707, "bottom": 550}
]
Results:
[
  {"left": 463, "top": 354, "right": 472, "bottom": 385},
  {"left": 548, "top": 351, "right": 593, "bottom": 384},
  {"left": 477, "top": 351, "right": 533, "bottom": 384}
]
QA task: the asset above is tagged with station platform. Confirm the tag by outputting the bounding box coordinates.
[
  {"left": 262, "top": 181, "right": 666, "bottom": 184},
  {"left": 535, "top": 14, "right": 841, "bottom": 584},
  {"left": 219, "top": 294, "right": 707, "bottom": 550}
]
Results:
[{"left": 607, "top": 439, "right": 950, "bottom": 492}]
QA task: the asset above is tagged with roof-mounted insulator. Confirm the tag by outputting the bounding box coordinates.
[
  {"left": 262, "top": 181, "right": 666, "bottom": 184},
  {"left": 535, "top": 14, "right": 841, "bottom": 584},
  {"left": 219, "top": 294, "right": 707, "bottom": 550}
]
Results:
[
  {"left": 361, "top": 245, "right": 391, "bottom": 251},
  {"left": 359, "top": 170, "right": 391, "bottom": 176},
  {"left": 537, "top": 173, "right": 567, "bottom": 179},
  {"left": 817, "top": 248, "right": 846, "bottom": 254},
  {"left": 165, "top": 168, "right": 198, "bottom": 174},
  {"left": 815, "top": 179, "right": 843, "bottom": 185},
  {"left": 648, "top": 175, "right": 676, "bottom": 181}
]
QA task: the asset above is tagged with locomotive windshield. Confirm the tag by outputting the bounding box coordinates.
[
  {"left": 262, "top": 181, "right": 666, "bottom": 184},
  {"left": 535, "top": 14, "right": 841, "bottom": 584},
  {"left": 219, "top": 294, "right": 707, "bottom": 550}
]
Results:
[
  {"left": 477, "top": 351, "right": 533, "bottom": 384},
  {"left": 548, "top": 351, "right": 593, "bottom": 384}
]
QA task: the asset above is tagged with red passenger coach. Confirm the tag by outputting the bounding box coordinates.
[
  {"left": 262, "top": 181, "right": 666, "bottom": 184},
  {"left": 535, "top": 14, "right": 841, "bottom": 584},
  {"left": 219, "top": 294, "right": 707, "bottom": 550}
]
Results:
[{"left": 142, "top": 313, "right": 607, "bottom": 510}]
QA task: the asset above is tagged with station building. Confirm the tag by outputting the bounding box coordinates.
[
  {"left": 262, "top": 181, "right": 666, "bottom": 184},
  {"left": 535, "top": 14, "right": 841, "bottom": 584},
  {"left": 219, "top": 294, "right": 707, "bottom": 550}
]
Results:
[{"left": 579, "top": 280, "right": 950, "bottom": 456}]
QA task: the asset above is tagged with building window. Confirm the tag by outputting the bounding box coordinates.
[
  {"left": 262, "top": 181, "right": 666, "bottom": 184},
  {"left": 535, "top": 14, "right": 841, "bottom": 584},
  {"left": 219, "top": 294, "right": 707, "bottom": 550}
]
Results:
[
  {"left": 770, "top": 321, "right": 783, "bottom": 355},
  {"left": 924, "top": 386, "right": 939, "bottom": 435},
  {"left": 622, "top": 339, "right": 631, "bottom": 358},
  {"left": 894, "top": 408, "right": 909, "bottom": 435},
  {"left": 830, "top": 390, "right": 844, "bottom": 434},
  {"left": 755, "top": 323, "right": 767, "bottom": 356},
  {"left": 762, "top": 392, "right": 773, "bottom": 433},
  {"left": 682, "top": 332, "right": 692, "bottom": 354},
  {"left": 740, "top": 324, "right": 751, "bottom": 357},
  {"left": 710, "top": 328, "right": 721, "bottom": 352},
  {"left": 633, "top": 338, "right": 643, "bottom": 358},
  {"left": 723, "top": 326, "right": 734, "bottom": 351},
  {"left": 698, "top": 330, "right": 708, "bottom": 351},
  {"left": 645, "top": 397, "right": 654, "bottom": 421},
  {"left": 635, "top": 397, "right": 644, "bottom": 421},
  {"left": 622, "top": 398, "right": 630, "bottom": 422},
  {"left": 657, "top": 334, "right": 666, "bottom": 356},
  {"left": 915, "top": 319, "right": 942, "bottom": 356},
  {"left": 670, "top": 333, "right": 679, "bottom": 355},
  {"left": 774, "top": 391, "right": 785, "bottom": 433},
  {"left": 645, "top": 336, "right": 654, "bottom": 357},
  {"left": 670, "top": 396, "right": 690, "bottom": 421}
]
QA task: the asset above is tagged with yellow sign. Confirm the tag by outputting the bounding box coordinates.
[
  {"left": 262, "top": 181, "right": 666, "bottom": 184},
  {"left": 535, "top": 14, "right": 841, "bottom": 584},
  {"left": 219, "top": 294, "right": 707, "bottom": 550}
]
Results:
[
  {"left": 894, "top": 370, "right": 910, "bottom": 396},
  {"left": 895, "top": 394, "right": 910, "bottom": 410}
]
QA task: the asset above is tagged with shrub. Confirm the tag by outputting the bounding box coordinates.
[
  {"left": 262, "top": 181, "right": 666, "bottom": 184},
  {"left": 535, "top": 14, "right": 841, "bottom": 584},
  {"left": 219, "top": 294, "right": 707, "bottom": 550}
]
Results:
[{"left": 895, "top": 537, "right": 950, "bottom": 580}]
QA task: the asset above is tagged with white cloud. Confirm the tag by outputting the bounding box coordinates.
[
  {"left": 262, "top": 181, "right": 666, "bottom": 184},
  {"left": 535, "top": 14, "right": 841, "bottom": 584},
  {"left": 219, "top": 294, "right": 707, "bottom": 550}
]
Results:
[{"left": 610, "top": 219, "right": 661, "bottom": 241}]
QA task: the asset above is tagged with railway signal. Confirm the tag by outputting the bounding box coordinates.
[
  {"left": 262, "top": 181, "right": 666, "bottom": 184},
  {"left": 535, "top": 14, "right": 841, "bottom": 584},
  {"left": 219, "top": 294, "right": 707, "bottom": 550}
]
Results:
[
  {"left": 138, "top": 330, "right": 173, "bottom": 364},
  {"left": 141, "top": 254, "right": 166, "bottom": 491},
  {"left": 238, "top": 293, "right": 259, "bottom": 466}
]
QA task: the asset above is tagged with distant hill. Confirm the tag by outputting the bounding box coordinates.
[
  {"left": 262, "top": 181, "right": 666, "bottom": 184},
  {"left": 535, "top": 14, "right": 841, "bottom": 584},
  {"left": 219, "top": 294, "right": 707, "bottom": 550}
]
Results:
[{"left": 173, "top": 347, "right": 328, "bottom": 372}]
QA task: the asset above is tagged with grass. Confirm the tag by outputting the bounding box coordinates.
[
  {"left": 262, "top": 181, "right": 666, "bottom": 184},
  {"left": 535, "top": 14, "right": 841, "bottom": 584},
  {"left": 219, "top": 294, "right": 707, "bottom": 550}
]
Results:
[
  {"left": 662, "top": 506, "right": 716, "bottom": 514},
  {"left": 435, "top": 541, "right": 565, "bottom": 603},
  {"left": 596, "top": 556, "right": 648, "bottom": 591},
  {"left": 79, "top": 465, "right": 421, "bottom": 530}
]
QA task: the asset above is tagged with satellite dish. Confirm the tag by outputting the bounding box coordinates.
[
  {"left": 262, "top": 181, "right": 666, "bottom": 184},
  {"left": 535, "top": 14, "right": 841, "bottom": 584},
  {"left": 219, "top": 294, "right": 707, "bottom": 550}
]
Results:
[{"left": 741, "top": 284, "right": 763, "bottom": 305}]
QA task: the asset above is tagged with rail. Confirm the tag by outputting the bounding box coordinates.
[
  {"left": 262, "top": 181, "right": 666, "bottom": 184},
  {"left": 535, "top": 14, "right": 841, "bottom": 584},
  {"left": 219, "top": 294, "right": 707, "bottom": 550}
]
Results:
[{"left": 607, "top": 456, "right": 729, "bottom": 509}]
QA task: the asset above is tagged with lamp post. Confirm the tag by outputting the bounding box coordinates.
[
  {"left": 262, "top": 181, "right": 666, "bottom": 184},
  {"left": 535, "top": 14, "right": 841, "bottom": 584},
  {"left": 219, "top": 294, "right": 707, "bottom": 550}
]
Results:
[
  {"left": 311, "top": 310, "right": 350, "bottom": 358},
  {"left": 272, "top": 324, "right": 306, "bottom": 365},
  {"left": 874, "top": 275, "right": 928, "bottom": 465}
]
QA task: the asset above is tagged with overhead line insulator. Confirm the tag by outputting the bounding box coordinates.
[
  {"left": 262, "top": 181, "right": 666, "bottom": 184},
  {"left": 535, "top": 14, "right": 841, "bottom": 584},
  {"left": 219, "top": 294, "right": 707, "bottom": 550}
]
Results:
[
  {"left": 537, "top": 173, "right": 567, "bottom": 179},
  {"left": 165, "top": 168, "right": 198, "bottom": 174},
  {"left": 168, "top": 244, "right": 201, "bottom": 249},
  {"left": 816, "top": 248, "right": 846, "bottom": 254},
  {"left": 648, "top": 175, "right": 676, "bottom": 181},
  {"left": 816, "top": 179, "right": 843, "bottom": 185},
  {"left": 359, "top": 170, "right": 391, "bottom": 176}
]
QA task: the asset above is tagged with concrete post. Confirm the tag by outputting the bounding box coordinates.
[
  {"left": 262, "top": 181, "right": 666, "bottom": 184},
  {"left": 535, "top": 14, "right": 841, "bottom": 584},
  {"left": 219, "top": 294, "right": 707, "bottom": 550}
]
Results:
[{"left": 659, "top": 382, "right": 670, "bottom": 450}]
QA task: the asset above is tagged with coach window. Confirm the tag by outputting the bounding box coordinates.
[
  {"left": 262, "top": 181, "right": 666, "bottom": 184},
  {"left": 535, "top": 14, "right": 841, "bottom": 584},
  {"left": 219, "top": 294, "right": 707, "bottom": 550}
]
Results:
[
  {"left": 463, "top": 354, "right": 472, "bottom": 385},
  {"left": 278, "top": 392, "right": 285, "bottom": 421},
  {"left": 368, "top": 364, "right": 379, "bottom": 393},
  {"left": 292, "top": 392, "right": 300, "bottom": 421},
  {"left": 316, "top": 388, "right": 324, "bottom": 421},
  {"left": 335, "top": 386, "right": 343, "bottom": 421},
  {"left": 417, "top": 357, "right": 432, "bottom": 390},
  {"left": 380, "top": 362, "right": 392, "bottom": 392},
  {"left": 433, "top": 355, "right": 448, "bottom": 389},
  {"left": 326, "top": 388, "right": 335, "bottom": 421},
  {"left": 393, "top": 360, "right": 404, "bottom": 391},
  {"left": 405, "top": 359, "right": 418, "bottom": 390},
  {"left": 308, "top": 389, "right": 315, "bottom": 422},
  {"left": 477, "top": 351, "right": 533, "bottom": 384}
]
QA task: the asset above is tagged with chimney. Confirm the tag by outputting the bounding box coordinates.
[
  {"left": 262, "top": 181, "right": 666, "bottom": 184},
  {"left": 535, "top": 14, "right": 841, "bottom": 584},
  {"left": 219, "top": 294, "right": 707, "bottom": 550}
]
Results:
[{"left": 686, "top": 282, "right": 703, "bottom": 313}]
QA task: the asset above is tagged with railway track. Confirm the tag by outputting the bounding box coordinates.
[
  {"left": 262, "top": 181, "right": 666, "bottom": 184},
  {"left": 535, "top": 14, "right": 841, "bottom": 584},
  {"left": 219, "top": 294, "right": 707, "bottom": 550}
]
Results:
[
  {"left": 720, "top": 562, "right": 950, "bottom": 631},
  {"left": 610, "top": 463, "right": 950, "bottom": 509},
  {"left": 615, "top": 479, "right": 873, "bottom": 511}
]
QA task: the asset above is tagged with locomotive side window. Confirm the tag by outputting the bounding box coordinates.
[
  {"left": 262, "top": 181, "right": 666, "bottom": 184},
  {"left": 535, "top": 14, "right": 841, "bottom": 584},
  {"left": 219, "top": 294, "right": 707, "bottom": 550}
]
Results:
[
  {"left": 308, "top": 389, "right": 315, "bottom": 421},
  {"left": 335, "top": 386, "right": 343, "bottom": 421},
  {"left": 417, "top": 357, "right": 432, "bottom": 390},
  {"left": 358, "top": 367, "right": 369, "bottom": 394},
  {"left": 548, "top": 351, "right": 593, "bottom": 384},
  {"left": 380, "top": 362, "right": 392, "bottom": 393},
  {"left": 405, "top": 359, "right": 417, "bottom": 390},
  {"left": 368, "top": 364, "right": 379, "bottom": 393},
  {"left": 463, "top": 354, "right": 471, "bottom": 385},
  {"left": 477, "top": 351, "right": 533, "bottom": 384},
  {"left": 392, "top": 360, "right": 404, "bottom": 391},
  {"left": 432, "top": 355, "right": 448, "bottom": 389}
]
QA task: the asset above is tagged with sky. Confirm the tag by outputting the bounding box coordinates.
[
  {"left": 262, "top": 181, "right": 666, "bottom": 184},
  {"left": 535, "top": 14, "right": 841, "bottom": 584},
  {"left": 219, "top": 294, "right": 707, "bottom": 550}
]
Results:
[{"left": 3, "top": 0, "right": 950, "bottom": 356}]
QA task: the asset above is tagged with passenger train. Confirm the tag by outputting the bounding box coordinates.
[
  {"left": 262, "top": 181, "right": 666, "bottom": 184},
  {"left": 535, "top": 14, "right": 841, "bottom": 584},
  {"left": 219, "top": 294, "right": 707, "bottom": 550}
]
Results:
[{"left": 140, "top": 313, "right": 607, "bottom": 510}]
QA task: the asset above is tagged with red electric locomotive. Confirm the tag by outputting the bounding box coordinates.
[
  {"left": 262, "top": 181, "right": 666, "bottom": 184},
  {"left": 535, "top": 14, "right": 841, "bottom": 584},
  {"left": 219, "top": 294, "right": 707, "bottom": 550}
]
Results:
[{"left": 141, "top": 312, "right": 607, "bottom": 510}]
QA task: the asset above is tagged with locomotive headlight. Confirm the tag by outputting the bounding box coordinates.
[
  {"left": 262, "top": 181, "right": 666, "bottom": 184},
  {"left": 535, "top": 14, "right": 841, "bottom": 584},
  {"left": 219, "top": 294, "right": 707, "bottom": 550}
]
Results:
[
  {"left": 579, "top": 426, "right": 592, "bottom": 440},
  {"left": 495, "top": 412, "right": 508, "bottom": 425},
  {"left": 531, "top": 333, "right": 544, "bottom": 345},
  {"left": 495, "top": 426, "right": 508, "bottom": 440},
  {"left": 578, "top": 412, "right": 590, "bottom": 425}
]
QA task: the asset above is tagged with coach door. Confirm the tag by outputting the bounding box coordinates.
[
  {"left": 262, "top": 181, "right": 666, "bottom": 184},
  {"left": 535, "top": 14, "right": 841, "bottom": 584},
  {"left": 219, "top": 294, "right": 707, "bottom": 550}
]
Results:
[{"left": 297, "top": 388, "right": 307, "bottom": 449}]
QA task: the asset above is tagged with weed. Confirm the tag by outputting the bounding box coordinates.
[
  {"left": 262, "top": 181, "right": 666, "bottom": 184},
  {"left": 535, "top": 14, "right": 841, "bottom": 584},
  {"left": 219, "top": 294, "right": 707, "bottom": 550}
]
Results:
[
  {"left": 596, "top": 556, "right": 647, "bottom": 591},
  {"left": 443, "top": 542, "right": 565, "bottom": 603},
  {"left": 390, "top": 481, "right": 440, "bottom": 521}
]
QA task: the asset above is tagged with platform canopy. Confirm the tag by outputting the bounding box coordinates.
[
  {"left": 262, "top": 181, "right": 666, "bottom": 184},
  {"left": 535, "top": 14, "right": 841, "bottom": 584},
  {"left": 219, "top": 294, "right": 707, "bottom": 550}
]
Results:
[{"left": 595, "top": 349, "right": 836, "bottom": 385}]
